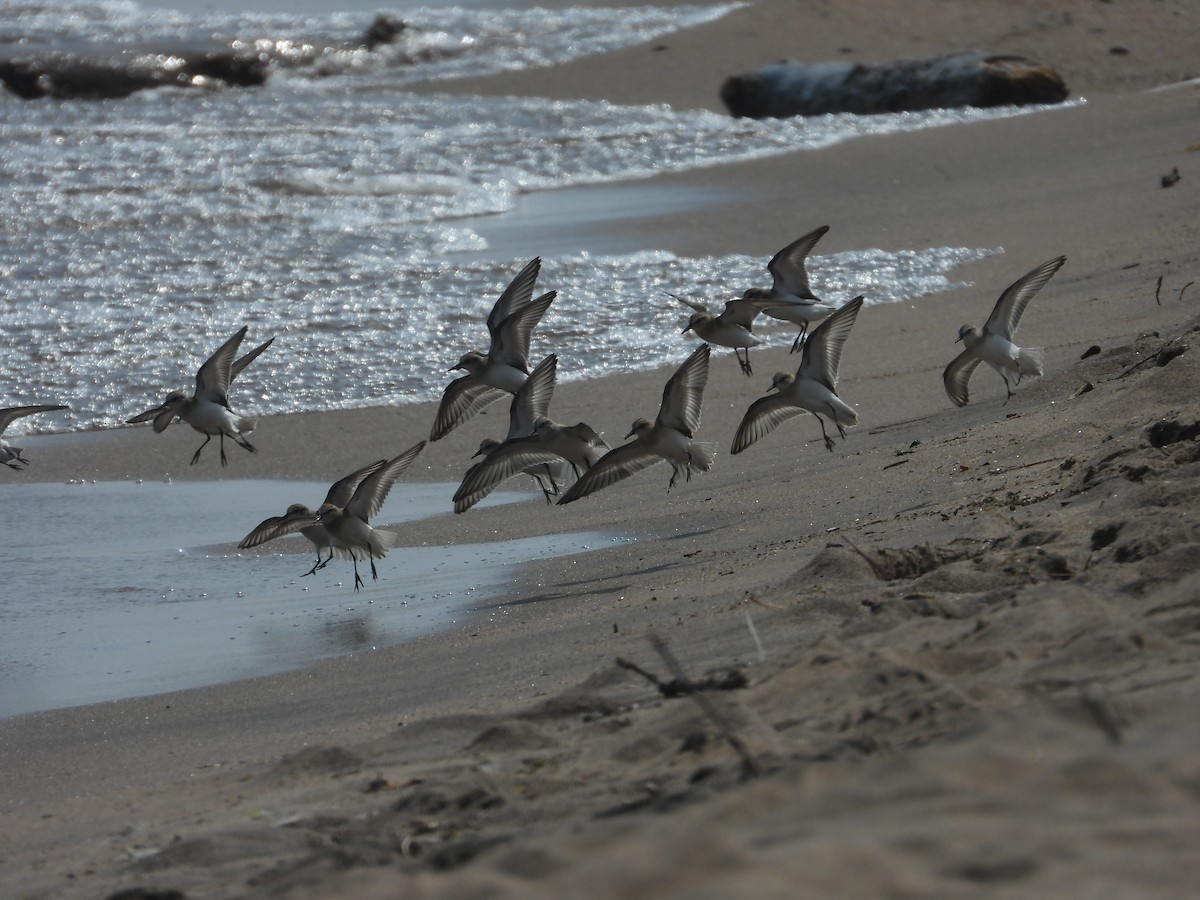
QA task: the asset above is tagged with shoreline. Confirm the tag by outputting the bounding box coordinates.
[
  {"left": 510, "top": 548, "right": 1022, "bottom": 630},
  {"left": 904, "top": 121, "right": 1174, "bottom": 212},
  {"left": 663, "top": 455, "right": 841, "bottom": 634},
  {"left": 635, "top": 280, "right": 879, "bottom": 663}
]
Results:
[{"left": 5, "top": 1, "right": 1200, "bottom": 895}]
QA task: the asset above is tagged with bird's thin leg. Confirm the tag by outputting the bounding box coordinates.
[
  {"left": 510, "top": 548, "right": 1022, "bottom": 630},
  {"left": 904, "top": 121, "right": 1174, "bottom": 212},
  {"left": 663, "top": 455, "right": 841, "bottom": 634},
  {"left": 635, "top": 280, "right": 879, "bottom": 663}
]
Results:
[
  {"left": 1002, "top": 374, "right": 1015, "bottom": 405},
  {"left": 667, "top": 463, "right": 680, "bottom": 490},
  {"left": 351, "top": 556, "right": 364, "bottom": 592},
  {"left": 302, "top": 549, "right": 332, "bottom": 578},
  {"left": 369, "top": 554, "right": 380, "bottom": 582},
  {"left": 790, "top": 324, "right": 809, "bottom": 354},
  {"left": 736, "top": 348, "right": 753, "bottom": 376},
  {"left": 191, "top": 434, "right": 212, "bottom": 465},
  {"left": 236, "top": 434, "right": 257, "bottom": 455},
  {"left": 815, "top": 415, "right": 835, "bottom": 452},
  {"left": 827, "top": 403, "right": 849, "bottom": 441},
  {"left": 219, "top": 433, "right": 229, "bottom": 467}
]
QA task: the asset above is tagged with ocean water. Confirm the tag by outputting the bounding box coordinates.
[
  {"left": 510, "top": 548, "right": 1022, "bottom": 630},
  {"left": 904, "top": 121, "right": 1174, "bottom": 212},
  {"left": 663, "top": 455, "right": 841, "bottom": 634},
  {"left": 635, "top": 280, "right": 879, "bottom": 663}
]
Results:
[
  {"left": 0, "top": 0, "right": 1061, "bottom": 438},
  {"left": 0, "top": 478, "right": 630, "bottom": 718}
]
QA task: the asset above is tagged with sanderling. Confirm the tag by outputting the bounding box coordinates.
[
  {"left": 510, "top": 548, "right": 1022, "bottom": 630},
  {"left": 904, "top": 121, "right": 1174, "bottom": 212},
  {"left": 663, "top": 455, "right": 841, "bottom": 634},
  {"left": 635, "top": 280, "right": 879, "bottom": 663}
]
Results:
[
  {"left": 127, "top": 326, "right": 273, "bottom": 466},
  {"left": 453, "top": 354, "right": 608, "bottom": 512},
  {"left": 558, "top": 343, "right": 715, "bottom": 503},
  {"left": 316, "top": 441, "right": 426, "bottom": 591},
  {"left": 0, "top": 404, "right": 70, "bottom": 470},
  {"left": 237, "top": 458, "right": 387, "bottom": 576},
  {"left": 943, "top": 256, "right": 1066, "bottom": 406},
  {"left": 673, "top": 292, "right": 762, "bottom": 376},
  {"left": 732, "top": 295, "right": 864, "bottom": 453},
  {"left": 740, "top": 225, "right": 840, "bottom": 351},
  {"left": 431, "top": 258, "right": 556, "bottom": 441}
]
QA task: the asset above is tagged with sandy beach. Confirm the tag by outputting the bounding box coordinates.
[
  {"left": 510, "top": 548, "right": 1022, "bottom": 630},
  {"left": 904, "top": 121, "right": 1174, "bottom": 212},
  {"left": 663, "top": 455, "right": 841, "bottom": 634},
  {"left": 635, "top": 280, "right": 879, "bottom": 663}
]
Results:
[{"left": 4, "top": 1, "right": 1200, "bottom": 897}]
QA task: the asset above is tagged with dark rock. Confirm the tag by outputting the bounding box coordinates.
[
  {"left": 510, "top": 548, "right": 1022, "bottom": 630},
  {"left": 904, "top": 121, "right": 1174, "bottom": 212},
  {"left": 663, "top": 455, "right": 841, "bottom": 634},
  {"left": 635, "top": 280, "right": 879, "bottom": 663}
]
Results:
[
  {"left": 721, "top": 51, "right": 1068, "bottom": 119},
  {"left": 362, "top": 14, "right": 407, "bottom": 51}
]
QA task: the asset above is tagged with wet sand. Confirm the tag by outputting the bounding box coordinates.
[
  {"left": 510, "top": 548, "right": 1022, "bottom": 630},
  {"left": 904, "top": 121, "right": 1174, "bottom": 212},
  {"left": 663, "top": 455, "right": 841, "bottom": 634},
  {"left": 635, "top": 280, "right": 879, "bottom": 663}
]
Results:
[{"left": 3, "top": 1, "right": 1200, "bottom": 897}]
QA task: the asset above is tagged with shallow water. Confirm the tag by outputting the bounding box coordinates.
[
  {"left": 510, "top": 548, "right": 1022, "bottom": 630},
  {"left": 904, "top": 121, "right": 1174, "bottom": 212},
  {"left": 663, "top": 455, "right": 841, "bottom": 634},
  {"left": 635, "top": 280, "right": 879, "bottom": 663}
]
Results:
[
  {"left": 0, "top": 0, "right": 1065, "bottom": 437},
  {"left": 0, "top": 479, "right": 628, "bottom": 718}
]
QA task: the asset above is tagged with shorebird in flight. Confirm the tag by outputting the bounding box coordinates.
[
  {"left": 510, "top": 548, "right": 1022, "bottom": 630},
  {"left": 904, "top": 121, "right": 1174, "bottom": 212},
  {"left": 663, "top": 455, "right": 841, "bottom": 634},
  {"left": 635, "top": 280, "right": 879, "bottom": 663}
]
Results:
[
  {"left": 253, "top": 442, "right": 426, "bottom": 591},
  {"left": 237, "top": 458, "right": 387, "bottom": 576},
  {"left": 740, "top": 224, "right": 840, "bottom": 352},
  {"left": 559, "top": 343, "right": 714, "bottom": 503},
  {"left": 731, "top": 295, "right": 864, "bottom": 453},
  {"left": 431, "top": 257, "right": 556, "bottom": 441},
  {"left": 0, "top": 404, "right": 70, "bottom": 470},
  {"left": 453, "top": 353, "right": 608, "bottom": 512},
  {"left": 943, "top": 257, "right": 1066, "bottom": 406},
  {"left": 673, "top": 292, "right": 762, "bottom": 376},
  {"left": 127, "top": 326, "right": 273, "bottom": 466}
]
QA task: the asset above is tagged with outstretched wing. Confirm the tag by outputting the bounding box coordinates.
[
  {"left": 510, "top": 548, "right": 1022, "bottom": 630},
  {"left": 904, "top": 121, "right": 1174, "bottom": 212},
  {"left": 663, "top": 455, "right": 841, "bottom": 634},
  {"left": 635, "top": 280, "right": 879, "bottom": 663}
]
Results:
[
  {"left": 347, "top": 440, "right": 426, "bottom": 521},
  {"left": 490, "top": 290, "right": 556, "bottom": 371},
  {"left": 507, "top": 354, "right": 557, "bottom": 439},
  {"left": 943, "top": 349, "right": 982, "bottom": 407},
  {"left": 324, "top": 459, "right": 388, "bottom": 508},
  {"left": 985, "top": 256, "right": 1066, "bottom": 340},
  {"left": 557, "top": 441, "right": 662, "bottom": 504},
  {"left": 656, "top": 343, "right": 711, "bottom": 437},
  {"left": 487, "top": 257, "right": 542, "bottom": 338},
  {"left": 230, "top": 336, "right": 275, "bottom": 384},
  {"left": 195, "top": 326, "right": 248, "bottom": 405},
  {"left": 797, "top": 295, "right": 864, "bottom": 390},
  {"left": 430, "top": 375, "right": 510, "bottom": 441},
  {"left": 238, "top": 506, "right": 319, "bottom": 549},
  {"left": 730, "top": 395, "right": 808, "bottom": 454},
  {"left": 453, "top": 436, "right": 564, "bottom": 513},
  {"left": 767, "top": 224, "right": 830, "bottom": 298},
  {"left": 0, "top": 404, "right": 68, "bottom": 436}
]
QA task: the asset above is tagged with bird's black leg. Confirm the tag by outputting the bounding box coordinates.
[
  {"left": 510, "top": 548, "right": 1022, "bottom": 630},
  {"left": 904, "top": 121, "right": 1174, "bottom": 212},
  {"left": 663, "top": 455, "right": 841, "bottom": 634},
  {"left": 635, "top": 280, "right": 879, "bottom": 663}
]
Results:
[
  {"left": 737, "top": 348, "right": 753, "bottom": 376},
  {"left": 219, "top": 433, "right": 229, "bottom": 467},
  {"left": 351, "top": 557, "right": 364, "bottom": 592},
  {"left": 815, "top": 415, "right": 835, "bottom": 452},
  {"left": 1002, "top": 375, "right": 1015, "bottom": 405},
  {"left": 236, "top": 434, "right": 257, "bottom": 455},
  {"left": 191, "top": 434, "right": 212, "bottom": 465},
  {"left": 790, "top": 324, "right": 809, "bottom": 354},
  {"left": 369, "top": 554, "right": 380, "bottom": 582}
]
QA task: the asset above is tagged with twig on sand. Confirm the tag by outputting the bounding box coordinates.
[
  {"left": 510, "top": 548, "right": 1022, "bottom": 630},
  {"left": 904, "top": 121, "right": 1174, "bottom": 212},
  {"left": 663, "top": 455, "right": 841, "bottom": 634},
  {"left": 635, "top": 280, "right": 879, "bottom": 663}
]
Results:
[
  {"left": 618, "top": 635, "right": 760, "bottom": 779},
  {"left": 1155, "top": 275, "right": 1163, "bottom": 306}
]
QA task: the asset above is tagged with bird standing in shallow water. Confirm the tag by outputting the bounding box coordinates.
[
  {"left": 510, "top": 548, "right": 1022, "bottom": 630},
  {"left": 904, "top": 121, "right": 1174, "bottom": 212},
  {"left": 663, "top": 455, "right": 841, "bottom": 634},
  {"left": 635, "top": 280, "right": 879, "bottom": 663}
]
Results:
[
  {"left": 732, "top": 295, "right": 864, "bottom": 453},
  {"left": 943, "top": 257, "right": 1066, "bottom": 407},
  {"left": 127, "top": 326, "right": 273, "bottom": 466},
  {"left": 558, "top": 343, "right": 715, "bottom": 503},
  {"left": 237, "top": 459, "right": 387, "bottom": 577}
]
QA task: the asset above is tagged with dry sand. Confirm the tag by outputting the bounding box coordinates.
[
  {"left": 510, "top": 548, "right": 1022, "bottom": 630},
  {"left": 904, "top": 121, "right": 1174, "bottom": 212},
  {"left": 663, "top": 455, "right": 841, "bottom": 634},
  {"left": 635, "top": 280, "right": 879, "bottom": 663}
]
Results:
[{"left": 4, "top": 1, "right": 1200, "bottom": 897}]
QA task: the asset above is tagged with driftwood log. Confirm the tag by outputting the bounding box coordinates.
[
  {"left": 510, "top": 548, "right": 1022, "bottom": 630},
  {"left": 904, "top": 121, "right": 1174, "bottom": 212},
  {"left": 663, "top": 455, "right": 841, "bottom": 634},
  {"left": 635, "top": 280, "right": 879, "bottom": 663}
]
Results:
[{"left": 721, "top": 51, "right": 1069, "bottom": 119}]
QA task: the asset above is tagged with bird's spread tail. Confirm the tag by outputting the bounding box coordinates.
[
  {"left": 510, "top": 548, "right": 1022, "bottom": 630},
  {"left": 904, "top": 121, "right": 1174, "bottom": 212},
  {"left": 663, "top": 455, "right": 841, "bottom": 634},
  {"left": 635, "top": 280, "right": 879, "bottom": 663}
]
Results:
[
  {"left": 1017, "top": 347, "right": 1045, "bottom": 381},
  {"left": 236, "top": 416, "right": 258, "bottom": 435},
  {"left": 688, "top": 440, "right": 717, "bottom": 473}
]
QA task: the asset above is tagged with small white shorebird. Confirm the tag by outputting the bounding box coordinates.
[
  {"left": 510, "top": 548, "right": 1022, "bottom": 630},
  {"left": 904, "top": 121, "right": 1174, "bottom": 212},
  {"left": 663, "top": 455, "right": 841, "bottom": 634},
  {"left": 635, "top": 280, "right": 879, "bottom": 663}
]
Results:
[
  {"left": 261, "top": 442, "right": 426, "bottom": 591},
  {"left": 0, "top": 404, "right": 70, "bottom": 470},
  {"left": 237, "top": 458, "right": 387, "bottom": 577},
  {"left": 943, "top": 256, "right": 1066, "bottom": 407},
  {"left": 731, "top": 295, "right": 864, "bottom": 454},
  {"left": 740, "top": 224, "right": 841, "bottom": 352},
  {"left": 127, "top": 326, "right": 273, "bottom": 466},
  {"left": 673, "top": 293, "right": 762, "bottom": 376},
  {"left": 453, "top": 353, "right": 608, "bottom": 512},
  {"left": 559, "top": 343, "right": 715, "bottom": 503},
  {"left": 431, "top": 257, "right": 557, "bottom": 441}
]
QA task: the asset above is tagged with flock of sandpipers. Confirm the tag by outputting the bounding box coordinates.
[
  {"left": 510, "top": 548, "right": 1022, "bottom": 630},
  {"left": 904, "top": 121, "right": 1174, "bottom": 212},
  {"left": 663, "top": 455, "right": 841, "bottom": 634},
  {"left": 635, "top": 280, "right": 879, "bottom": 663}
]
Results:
[{"left": 2, "top": 225, "right": 1065, "bottom": 591}]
